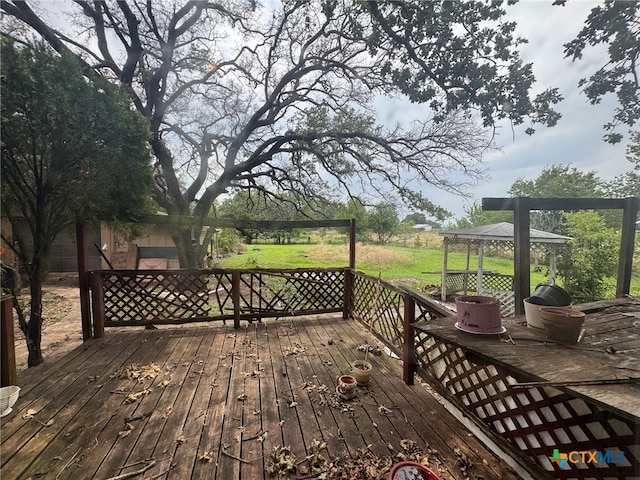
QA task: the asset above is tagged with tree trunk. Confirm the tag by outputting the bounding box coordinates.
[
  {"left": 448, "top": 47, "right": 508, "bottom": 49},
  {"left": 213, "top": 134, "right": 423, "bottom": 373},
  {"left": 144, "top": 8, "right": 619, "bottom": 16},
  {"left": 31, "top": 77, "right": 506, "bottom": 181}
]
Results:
[
  {"left": 172, "top": 229, "right": 205, "bottom": 268},
  {"left": 26, "top": 279, "right": 44, "bottom": 367}
]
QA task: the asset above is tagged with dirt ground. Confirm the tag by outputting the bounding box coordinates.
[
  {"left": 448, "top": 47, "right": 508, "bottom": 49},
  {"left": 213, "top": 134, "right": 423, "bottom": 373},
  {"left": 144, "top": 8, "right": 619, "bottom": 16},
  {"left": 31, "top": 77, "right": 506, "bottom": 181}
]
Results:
[{"left": 12, "top": 274, "right": 84, "bottom": 372}]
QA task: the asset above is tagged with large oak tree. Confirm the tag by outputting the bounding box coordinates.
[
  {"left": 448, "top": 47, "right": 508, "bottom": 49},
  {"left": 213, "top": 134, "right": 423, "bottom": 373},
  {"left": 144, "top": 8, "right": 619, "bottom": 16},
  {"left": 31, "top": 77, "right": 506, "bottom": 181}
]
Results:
[{"left": 1, "top": 0, "right": 562, "bottom": 267}]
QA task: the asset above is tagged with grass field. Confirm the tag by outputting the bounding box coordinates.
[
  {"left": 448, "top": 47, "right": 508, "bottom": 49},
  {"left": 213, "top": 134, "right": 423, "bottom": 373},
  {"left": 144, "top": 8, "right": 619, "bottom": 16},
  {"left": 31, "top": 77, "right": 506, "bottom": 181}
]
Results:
[{"left": 216, "top": 241, "right": 551, "bottom": 290}]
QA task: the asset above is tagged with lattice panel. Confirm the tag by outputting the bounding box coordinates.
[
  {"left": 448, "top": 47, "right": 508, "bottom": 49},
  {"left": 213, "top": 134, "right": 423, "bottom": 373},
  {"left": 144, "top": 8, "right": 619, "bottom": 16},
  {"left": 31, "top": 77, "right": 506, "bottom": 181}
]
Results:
[
  {"left": 415, "top": 338, "right": 639, "bottom": 479},
  {"left": 102, "top": 271, "right": 211, "bottom": 324},
  {"left": 446, "top": 272, "right": 514, "bottom": 295},
  {"left": 351, "top": 273, "right": 405, "bottom": 354},
  {"left": 479, "top": 288, "right": 516, "bottom": 317},
  {"left": 210, "top": 272, "right": 234, "bottom": 316},
  {"left": 98, "top": 268, "right": 344, "bottom": 326},
  {"left": 240, "top": 270, "right": 344, "bottom": 315}
]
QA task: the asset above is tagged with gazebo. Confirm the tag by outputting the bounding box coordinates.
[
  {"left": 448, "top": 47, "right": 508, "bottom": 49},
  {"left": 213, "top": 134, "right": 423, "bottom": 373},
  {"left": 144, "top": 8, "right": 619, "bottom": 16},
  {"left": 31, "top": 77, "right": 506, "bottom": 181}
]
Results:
[{"left": 438, "top": 222, "right": 571, "bottom": 315}]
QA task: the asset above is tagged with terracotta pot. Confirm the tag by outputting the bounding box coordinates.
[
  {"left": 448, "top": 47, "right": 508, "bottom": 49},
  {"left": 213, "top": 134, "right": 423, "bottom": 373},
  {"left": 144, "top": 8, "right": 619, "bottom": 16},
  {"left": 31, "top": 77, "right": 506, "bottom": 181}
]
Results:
[
  {"left": 539, "top": 307, "right": 585, "bottom": 344},
  {"left": 388, "top": 461, "right": 441, "bottom": 480},
  {"left": 337, "top": 375, "right": 357, "bottom": 393},
  {"left": 351, "top": 360, "right": 372, "bottom": 385}
]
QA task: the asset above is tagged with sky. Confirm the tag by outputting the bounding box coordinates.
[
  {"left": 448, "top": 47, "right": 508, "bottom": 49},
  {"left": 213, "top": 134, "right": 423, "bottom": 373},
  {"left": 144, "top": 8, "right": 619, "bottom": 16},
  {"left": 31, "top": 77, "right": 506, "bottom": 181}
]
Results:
[
  {"left": 384, "top": 0, "right": 632, "bottom": 222},
  {"left": 24, "top": 0, "right": 633, "bottom": 224}
]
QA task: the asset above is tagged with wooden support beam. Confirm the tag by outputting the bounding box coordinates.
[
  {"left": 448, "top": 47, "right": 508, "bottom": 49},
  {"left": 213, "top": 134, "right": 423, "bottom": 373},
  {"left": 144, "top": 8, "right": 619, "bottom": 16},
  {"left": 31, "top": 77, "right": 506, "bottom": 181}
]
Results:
[
  {"left": 349, "top": 218, "right": 356, "bottom": 270},
  {"left": 512, "top": 197, "right": 531, "bottom": 315},
  {"left": 76, "top": 222, "right": 92, "bottom": 341},
  {"left": 232, "top": 272, "right": 241, "bottom": 329},
  {"left": 139, "top": 215, "right": 351, "bottom": 230},
  {"left": 402, "top": 293, "right": 416, "bottom": 385},
  {"left": 1, "top": 297, "right": 16, "bottom": 386},
  {"left": 617, "top": 197, "right": 639, "bottom": 297}
]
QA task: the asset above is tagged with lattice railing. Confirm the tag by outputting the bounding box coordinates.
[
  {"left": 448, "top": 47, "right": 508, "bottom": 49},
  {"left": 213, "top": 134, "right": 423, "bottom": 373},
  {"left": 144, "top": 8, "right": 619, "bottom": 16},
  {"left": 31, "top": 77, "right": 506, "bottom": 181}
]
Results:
[
  {"left": 412, "top": 336, "right": 639, "bottom": 480},
  {"left": 350, "top": 273, "right": 452, "bottom": 357},
  {"left": 350, "top": 273, "right": 405, "bottom": 354},
  {"left": 91, "top": 268, "right": 345, "bottom": 329},
  {"left": 446, "top": 271, "right": 514, "bottom": 294}
]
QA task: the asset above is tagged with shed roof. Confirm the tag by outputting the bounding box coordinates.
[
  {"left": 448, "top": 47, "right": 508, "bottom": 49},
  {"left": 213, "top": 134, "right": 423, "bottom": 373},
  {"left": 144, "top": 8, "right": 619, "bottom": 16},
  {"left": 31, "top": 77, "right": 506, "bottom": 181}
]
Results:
[{"left": 439, "top": 222, "right": 571, "bottom": 244}]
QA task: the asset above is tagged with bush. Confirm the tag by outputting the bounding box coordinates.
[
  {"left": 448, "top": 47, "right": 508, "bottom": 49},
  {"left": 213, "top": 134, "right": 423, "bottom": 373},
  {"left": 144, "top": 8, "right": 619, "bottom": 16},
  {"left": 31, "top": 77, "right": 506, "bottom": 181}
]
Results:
[{"left": 557, "top": 211, "right": 619, "bottom": 303}]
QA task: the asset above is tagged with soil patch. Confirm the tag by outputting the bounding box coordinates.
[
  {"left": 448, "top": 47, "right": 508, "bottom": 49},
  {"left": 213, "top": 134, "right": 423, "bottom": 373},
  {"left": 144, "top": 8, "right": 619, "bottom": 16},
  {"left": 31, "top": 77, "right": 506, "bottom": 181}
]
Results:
[{"left": 12, "top": 274, "right": 84, "bottom": 372}]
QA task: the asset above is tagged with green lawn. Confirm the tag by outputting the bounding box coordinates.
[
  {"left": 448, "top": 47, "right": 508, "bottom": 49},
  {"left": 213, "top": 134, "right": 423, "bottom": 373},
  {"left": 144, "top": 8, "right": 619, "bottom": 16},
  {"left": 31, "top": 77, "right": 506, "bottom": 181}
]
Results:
[{"left": 217, "top": 243, "right": 551, "bottom": 289}]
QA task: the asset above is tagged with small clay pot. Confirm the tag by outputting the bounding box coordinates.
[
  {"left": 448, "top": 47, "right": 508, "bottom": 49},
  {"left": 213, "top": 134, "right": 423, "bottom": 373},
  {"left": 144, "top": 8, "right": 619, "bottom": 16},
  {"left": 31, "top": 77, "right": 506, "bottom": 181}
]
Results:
[
  {"left": 351, "top": 360, "right": 372, "bottom": 385},
  {"left": 337, "top": 375, "right": 357, "bottom": 393},
  {"left": 388, "top": 461, "right": 441, "bottom": 480}
]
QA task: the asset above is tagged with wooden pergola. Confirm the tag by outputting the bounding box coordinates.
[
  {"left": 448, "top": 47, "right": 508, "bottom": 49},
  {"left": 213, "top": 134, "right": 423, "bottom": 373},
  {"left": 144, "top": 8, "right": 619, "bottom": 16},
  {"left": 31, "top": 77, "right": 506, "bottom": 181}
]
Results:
[{"left": 483, "top": 197, "right": 639, "bottom": 314}]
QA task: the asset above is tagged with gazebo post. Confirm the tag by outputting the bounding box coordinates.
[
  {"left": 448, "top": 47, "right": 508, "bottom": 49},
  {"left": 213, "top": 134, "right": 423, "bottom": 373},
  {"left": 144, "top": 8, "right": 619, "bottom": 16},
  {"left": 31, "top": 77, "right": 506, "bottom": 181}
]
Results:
[
  {"left": 464, "top": 240, "right": 471, "bottom": 294},
  {"left": 477, "top": 241, "right": 484, "bottom": 293},
  {"left": 441, "top": 238, "right": 449, "bottom": 301},
  {"left": 549, "top": 247, "right": 557, "bottom": 284}
]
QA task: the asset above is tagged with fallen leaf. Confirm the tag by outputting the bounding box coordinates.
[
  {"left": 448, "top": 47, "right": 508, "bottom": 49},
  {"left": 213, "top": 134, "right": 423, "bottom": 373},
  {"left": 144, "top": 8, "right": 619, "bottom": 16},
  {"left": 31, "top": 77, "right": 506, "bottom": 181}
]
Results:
[
  {"left": 125, "top": 389, "right": 151, "bottom": 404},
  {"left": 22, "top": 408, "right": 38, "bottom": 419},
  {"left": 118, "top": 423, "right": 134, "bottom": 438},
  {"left": 199, "top": 451, "right": 213, "bottom": 462},
  {"left": 378, "top": 405, "right": 392, "bottom": 415},
  {"left": 237, "top": 393, "right": 247, "bottom": 401},
  {"left": 176, "top": 435, "right": 186, "bottom": 445}
]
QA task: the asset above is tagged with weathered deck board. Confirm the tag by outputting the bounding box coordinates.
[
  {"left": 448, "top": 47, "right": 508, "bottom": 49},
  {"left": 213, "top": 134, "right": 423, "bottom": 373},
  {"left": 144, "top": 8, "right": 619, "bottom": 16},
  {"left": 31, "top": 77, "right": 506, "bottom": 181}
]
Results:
[
  {"left": 1, "top": 316, "right": 522, "bottom": 480},
  {"left": 323, "top": 316, "right": 520, "bottom": 479}
]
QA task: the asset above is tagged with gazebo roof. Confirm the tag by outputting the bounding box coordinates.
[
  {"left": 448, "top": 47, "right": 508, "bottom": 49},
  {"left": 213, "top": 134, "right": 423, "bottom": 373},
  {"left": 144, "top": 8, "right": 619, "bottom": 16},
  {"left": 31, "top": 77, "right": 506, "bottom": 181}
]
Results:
[{"left": 439, "top": 222, "right": 571, "bottom": 244}]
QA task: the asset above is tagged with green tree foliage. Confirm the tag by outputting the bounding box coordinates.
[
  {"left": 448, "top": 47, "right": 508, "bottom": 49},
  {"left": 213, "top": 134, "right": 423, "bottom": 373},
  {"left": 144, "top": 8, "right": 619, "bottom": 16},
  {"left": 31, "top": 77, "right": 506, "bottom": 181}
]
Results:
[
  {"left": 564, "top": 0, "right": 640, "bottom": 144},
  {"left": 333, "top": 198, "right": 370, "bottom": 242},
  {"left": 452, "top": 201, "right": 512, "bottom": 228},
  {"left": 368, "top": 203, "right": 399, "bottom": 244},
  {"left": 557, "top": 211, "right": 619, "bottom": 303},
  {"left": 1, "top": 40, "right": 152, "bottom": 366},
  {"left": 403, "top": 212, "right": 427, "bottom": 225},
  {"left": 508, "top": 164, "right": 605, "bottom": 234},
  {"left": 2, "top": 1, "right": 562, "bottom": 267},
  {"left": 605, "top": 132, "right": 640, "bottom": 199},
  {"left": 218, "top": 191, "right": 318, "bottom": 243}
]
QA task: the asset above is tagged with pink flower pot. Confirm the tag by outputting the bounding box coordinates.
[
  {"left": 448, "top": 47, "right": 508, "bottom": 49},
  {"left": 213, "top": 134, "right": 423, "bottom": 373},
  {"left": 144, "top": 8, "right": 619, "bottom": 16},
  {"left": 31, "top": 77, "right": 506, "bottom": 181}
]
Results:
[{"left": 455, "top": 295, "right": 504, "bottom": 334}]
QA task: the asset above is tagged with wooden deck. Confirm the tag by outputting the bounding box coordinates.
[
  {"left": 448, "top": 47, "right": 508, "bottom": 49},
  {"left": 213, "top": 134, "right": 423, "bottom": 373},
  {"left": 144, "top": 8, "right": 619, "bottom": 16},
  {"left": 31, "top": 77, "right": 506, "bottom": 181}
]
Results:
[{"left": 1, "top": 315, "right": 520, "bottom": 480}]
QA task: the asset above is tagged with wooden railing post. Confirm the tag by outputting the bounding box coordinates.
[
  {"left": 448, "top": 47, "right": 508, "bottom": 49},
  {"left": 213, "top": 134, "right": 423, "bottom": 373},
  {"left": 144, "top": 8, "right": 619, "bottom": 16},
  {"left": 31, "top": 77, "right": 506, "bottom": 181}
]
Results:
[
  {"left": 1, "top": 296, "right": 17, "bottom": 386},
  {"left": 343, "top": 268, "right": 353, "bottom": 320},
  {"left": 76, "top": 222, "right": 93, "bottom": 341},
  {"left": 402, "top": 293, "right": 416, "bottom": 385},
  {"left": 617, "top": 196, "right": 639, "bottom": 297},
  {"left": 232, "top": 271, "right": 241, "bottom": 329},
  {"left": 90, "top": 272, "right": 105, "bottom": 338}
]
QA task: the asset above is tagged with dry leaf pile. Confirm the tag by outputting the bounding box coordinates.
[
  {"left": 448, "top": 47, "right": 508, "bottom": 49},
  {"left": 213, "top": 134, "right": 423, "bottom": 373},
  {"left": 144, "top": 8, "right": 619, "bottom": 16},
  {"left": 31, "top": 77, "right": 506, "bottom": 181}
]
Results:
[
  {"left": 357, "top": 344, "right": 382, "bottom": 356},
  {"left": 266, "top": 438, "right": 446, "bottom": 480},
  {"left": 283, "top": 344, "right": 306, "bottom": 356},
  {"left": 111, "top": 363, "right": 161, "bottom": 382}
]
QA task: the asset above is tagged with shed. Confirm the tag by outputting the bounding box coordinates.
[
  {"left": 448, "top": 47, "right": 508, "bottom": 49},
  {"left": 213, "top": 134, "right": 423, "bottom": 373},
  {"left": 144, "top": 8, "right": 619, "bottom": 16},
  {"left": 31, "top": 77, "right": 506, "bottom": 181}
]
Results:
[{"left": 438, "top": 222, "right": 571, "bottom": 315}]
